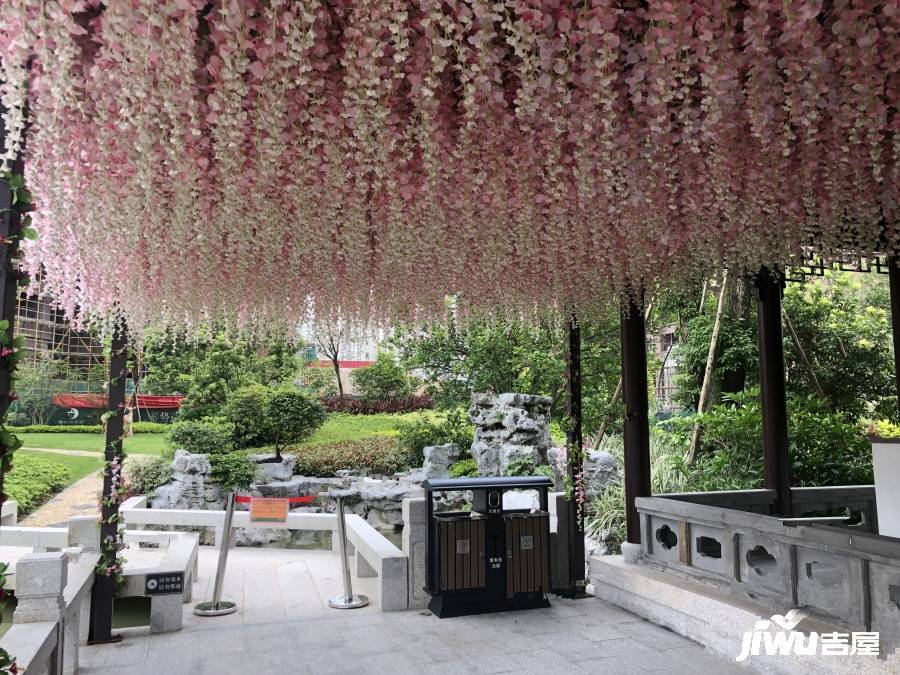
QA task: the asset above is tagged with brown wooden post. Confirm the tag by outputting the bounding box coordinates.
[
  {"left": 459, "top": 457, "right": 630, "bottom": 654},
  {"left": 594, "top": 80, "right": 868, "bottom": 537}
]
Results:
[
  {"left": 89, "top": 320, "right": 128, "bottom": 644},
  {"left": 888, "top": 255, "right": 900, "bottom": 417},
  {"left": 0, "top": 98, "right": 27, "bottom": 506},
  {"left": 755, "top": 267, "right": 791, "bottom": 516},
  {"left": 565, "top": 315, "right": 586, "bottom": 591},
  {"left": 621, "top": 294, "right": 651, "bottom": 545}
]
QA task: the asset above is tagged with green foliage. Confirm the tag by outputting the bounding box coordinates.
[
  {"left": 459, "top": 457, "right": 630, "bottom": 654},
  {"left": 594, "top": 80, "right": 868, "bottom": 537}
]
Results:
[
  {"left": 223, "top": 385, "right": 326, "bottom": 454},
  {"left": 177, "top": 335, "right": 256, "bottom": 419},
  {"left": 299, "top": 364, "right": 339, "bottom": 398},
  {"left": 865, "top": 419, "right": 900, "bottom": 439},
  {"left": 350, "top": 351, "right": 412, "bottom": 401},
  {"left": 449, "top": 458, "right": 479, "bottom": 478},
  {"left": 126, "top": 456, "right": 171, "bottom": 497},
  {"left": 504, "top": 456, "right": 555, "bottom": 480},
  {"left": 167, "top": 417, "right": 234, "bottom": 455},
  {"left": 5, "top": 453, "right": 70, "bottom": 515},
  {"left": 288, "top": 437, "right": 407, "bottom": 477},
  {"left": 9, "top": 422, "right": 168, "bottom": 433},
  {"left": 224, "top": 384, "right": 273, "bottom": 449},
  {"left": 670, "top": 388, "right": 874, "bottom": 488},
  {"left": 396, "top": 408, "right": 474, "bottom": 467},
  {"left": 782, "top": 274, "right": 894, "bottom": 416},
  {"left": 160, "top": 331, "right": 302, "bottom": 420},
  {"left": 7, "top": 358, "right": 64, "bottom": 425},
  {"left": 673, "top": 272, "right": 894, "bottom": 416},
  {"left": 266, "top": 389, "right": 327, "bottom": 453},
  {"left": 392, "top": 312, "right": 622, "bottom": 435},
  {"left": 210, "top": 452, "right": 257, "bottom": 492}
]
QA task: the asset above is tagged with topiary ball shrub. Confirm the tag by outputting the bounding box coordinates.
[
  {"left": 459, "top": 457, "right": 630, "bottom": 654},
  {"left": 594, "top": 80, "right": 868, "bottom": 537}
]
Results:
[
  {"left": 210, "top": 451, "right": 257, "bottom": 492},
  {"left": 223, "top": 384, "right": 273, "bottom": 449},
  {"left": 167, "top": 417, "right": 234, "bottom": 455}
]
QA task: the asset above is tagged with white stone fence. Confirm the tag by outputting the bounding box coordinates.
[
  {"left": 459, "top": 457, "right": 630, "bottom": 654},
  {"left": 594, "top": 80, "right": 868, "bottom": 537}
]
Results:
[
  {"left": 0, "top": 514, "right": 101, "bottom": 675},
  {"left": 120, "top": 495, "right": 409, "bottom": 610}
]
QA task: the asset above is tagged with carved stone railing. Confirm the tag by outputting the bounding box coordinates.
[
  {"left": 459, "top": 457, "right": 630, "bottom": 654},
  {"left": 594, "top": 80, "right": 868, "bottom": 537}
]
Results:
[
  {"left": 657, "top": 485, "right": 878, "bottom": 532},
  {"left": 635, "top": 495, "right": 900, "bottom": 656}
]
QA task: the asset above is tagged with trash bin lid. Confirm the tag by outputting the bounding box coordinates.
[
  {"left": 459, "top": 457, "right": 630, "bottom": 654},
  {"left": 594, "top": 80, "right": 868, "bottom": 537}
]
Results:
[{"left": 422, "top": 476, "right": 553, "bottom": 492}]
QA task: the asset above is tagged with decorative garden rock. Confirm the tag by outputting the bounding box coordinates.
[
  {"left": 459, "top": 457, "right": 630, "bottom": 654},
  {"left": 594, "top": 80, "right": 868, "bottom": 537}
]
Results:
[
  {"left": 150, "top": 451, "right": 222, "bottom": 511},
  {"left": 422, "top": 443, "right": 461, "bottom": 479},
  {"left": 250, "top": 453, "right": 296, "bottom": 482},
  {"left": 468, "top": 392, "right": 553, "bottom": 475},
  {"left": 547, "top": 447, "right": 619, "bottom": 499}
]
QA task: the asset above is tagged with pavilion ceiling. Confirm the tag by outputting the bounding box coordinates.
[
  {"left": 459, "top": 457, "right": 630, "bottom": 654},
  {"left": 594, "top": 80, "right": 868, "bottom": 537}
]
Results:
[{"left": 0, "top": 0, "right": 897, "bottom": 334}]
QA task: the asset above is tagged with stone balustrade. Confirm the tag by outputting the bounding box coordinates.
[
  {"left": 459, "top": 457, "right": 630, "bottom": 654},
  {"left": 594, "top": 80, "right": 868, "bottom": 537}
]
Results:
[
  {"left": 120, "top": 495, "right": 408, "bottom": 611},
  {"left": 634, "top": 494, "right": 900, "bottom": 655}
]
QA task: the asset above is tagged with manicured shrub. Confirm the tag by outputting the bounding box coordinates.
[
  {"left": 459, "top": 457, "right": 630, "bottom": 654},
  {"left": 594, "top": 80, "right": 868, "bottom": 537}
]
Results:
[
  {"left": 223, "top": 384, "right": 273, "bottom": 449},
  {"left": 320, "top": 394, "right": 433, "bottom": 414},
  {"left": 126, "top": 455, "right": 171, "bottom": 497},
  {"left": 223, "top": 386, "right": 327, "bottom": 458},
  {"left": 287, "top": 437, "right": 407, "bottom": 477},
  {"left": 210, "top": 452, "right": 257, "bottom": 492},
  {"left": 397, "top": 408, "right": 474, "bottom": 467},
  {"left": 449, "top": 458, "right": 478, "bottom": 478},
  {"left": 167, "top": 417, "right": 234, "bottom": 455},
  {"left": 9, "top": 422, "right": 169, "bottom": 433},
  {"left": 350, "top": 351, "right": 413, "bottom": 401},
  {"left": 266, "top": 389, "right": 327, "bottom": 455},
  {"left": 6, "top": 454, "right": 71, "bottom": 515}
]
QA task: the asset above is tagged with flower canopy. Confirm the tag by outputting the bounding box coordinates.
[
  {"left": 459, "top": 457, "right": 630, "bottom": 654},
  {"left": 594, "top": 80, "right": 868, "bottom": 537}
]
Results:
[{"left": 0, "top": 0, "right": 897, "bottom": 334}]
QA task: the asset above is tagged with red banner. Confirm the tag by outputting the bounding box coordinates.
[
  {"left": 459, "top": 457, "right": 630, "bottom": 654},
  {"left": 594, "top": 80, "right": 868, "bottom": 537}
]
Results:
[{"left": 52, "top": 393, "right": 185, "bottom": 409}]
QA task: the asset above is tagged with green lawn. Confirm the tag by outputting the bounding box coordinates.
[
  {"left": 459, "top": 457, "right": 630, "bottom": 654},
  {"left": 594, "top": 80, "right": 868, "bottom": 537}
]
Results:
[
  {"left": 18, "top": 432, "right": 167, "bottom": 456},
  {"left": 17, "top": 412, "right": 441, "bottom": 458},
  {"left": 16, "top": 449, "right": 103, "bottom": 482},
  {"left": 298, "top": 411, "right": 441, "bottom": 446}
]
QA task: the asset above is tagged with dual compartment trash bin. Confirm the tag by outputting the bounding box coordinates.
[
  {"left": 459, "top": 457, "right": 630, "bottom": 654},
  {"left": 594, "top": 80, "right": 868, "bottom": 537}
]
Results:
[{"left": 423, "top": 476, "right": 553, "bottom": 618}]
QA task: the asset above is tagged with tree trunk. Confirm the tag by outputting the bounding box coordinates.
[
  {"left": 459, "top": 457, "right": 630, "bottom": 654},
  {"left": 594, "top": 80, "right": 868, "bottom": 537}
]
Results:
[
  {"left": 331, "top": 357, "right": 343, "bottom": 397},
  {"left": 687, "top": 269, "right": 729, "bottom": 463}
]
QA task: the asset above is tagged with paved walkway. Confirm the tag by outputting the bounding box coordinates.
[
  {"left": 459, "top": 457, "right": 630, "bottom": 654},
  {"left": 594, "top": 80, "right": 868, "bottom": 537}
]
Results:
[
  {"left": 20, "top": 471, "right": 103, "bottom": 527},
  {"left": 78, "top": 547, "right": 749, "bottom": 675}
]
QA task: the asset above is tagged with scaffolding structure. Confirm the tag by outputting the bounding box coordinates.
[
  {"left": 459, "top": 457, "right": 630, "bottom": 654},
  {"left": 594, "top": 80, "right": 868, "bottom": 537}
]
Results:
[{"left": 15, "top": 278, "right": 106, "bottom": 392}]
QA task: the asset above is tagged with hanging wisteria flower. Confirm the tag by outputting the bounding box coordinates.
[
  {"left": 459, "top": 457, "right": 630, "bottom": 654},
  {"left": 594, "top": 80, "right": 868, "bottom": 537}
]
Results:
[{"left": 0, "top": 1, "right": 895, "bottom": 336}]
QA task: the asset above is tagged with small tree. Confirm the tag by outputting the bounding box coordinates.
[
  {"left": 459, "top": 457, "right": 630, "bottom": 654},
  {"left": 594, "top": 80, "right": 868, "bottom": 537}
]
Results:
[
  {"left": 313, "top": 319, "right": 347, "bottom": 397},
  {"left": 351, "top": 351, "right": 412, "bottom": 401},
  {"left": 223, "top": 384, "right": 274, "bottom": 449},
  {"left": 266, "top": 389, "right": 327, "bottom": 460}
]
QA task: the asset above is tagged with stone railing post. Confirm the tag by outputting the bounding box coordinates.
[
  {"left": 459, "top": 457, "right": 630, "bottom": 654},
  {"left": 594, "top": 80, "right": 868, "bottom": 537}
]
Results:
[
  {"left": 67, "top": 516, "right": 101, "bottom": 553},
  {"left": 402, "top": 497, "right": 428, "bottom": 609},
  {"left": 13, "top": 552, "right": 67, "bottom": 675}
]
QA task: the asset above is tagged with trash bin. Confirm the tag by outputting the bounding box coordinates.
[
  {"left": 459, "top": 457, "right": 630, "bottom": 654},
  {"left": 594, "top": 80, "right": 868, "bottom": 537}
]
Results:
[{"left": 423, "top": 476, "right": 553, "bottom": 617}]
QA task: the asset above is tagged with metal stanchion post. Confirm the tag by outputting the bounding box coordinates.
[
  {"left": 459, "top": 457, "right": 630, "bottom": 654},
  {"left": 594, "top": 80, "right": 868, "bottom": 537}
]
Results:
[
  {"left": 329, "top": 494, "right": 369, "bottom": 609},
  {"left": 194, "top": 492, "right": 239, "bottom": 616}
]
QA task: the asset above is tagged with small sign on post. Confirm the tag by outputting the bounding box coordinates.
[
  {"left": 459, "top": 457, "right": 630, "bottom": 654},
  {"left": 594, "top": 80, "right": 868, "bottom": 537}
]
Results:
[
  {"left": 146, "top": 572, "right": 184, "bottom": 596},
  {"left": 249, "top": 498, "right": 289, "bottom": 523}
]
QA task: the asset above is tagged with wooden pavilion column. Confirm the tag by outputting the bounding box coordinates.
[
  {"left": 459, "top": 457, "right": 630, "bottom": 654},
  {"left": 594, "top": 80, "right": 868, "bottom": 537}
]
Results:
[
  {"left": 565, "top": 315, "right": 586, "bottom": 591},
  {"left": 755, "top": 267, "right": 791, "bottom": 516},
  {"left": 888, "top": 255, "right": 900, "bottom": 416},
  {"left": 0, "top": 102, "right": 26, "bottom": 506},
  {"left": 621, "top": 294, "right": 651, "bottom": 546},
  {"left": 89, "top": 320, "right": 128, "bottom": 644}
]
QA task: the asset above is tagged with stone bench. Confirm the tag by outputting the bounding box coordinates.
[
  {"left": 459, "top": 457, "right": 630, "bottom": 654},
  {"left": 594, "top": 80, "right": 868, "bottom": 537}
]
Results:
[{"left": 118, "top": 530, "right": 200, "bottom": 633}]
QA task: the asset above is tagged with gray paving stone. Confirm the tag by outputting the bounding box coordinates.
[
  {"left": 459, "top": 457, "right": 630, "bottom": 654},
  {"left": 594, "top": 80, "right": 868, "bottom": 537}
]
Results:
[{"left": 75, "top": 546, "right": 748, "bottom": 675}]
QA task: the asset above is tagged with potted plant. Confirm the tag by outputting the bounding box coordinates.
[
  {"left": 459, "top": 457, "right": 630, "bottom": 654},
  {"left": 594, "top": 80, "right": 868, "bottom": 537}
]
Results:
[{"left": 865, "top": 420, "right": 900, "bottom": 538}]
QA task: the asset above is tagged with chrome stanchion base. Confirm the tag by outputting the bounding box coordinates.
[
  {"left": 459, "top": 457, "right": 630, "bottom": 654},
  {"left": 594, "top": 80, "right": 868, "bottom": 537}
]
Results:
[
  {"left": 328, "top": 594, "right": 369, "bottom": 609},
  {"left": 193, "top": 601, "right": 238, "bottom": 617}
]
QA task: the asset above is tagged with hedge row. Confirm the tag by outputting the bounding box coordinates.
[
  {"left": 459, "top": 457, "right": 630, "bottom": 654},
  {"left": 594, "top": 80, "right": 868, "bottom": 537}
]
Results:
[
  {"left": 10, "top": 422, "right": 169, "bottom": 434},
  {"left": 287, "top": 437, "right": 408, "bottom": 477},
  {"left": 320, "top": 394, "right": 433, "bottom": 415},
  {"left": 6, "top": 454, "right": 71, "bottom": 515}
]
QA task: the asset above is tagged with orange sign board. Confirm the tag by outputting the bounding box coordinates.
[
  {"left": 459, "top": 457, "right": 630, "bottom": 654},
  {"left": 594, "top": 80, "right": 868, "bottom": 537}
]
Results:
[{"left": 249, "top": 498, "right": 289, "bottom": 523}]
